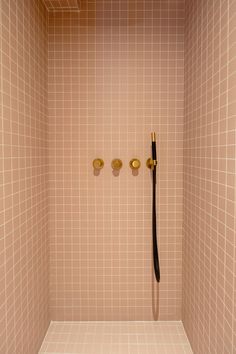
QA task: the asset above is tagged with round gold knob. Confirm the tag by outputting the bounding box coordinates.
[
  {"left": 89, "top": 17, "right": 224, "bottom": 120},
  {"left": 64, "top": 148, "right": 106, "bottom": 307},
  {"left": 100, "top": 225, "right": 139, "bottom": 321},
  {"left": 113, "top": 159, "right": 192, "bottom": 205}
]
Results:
[
  {"left": 111, "top": 159, "right": 123, "bottom": 170},
  {"left": 129, "top": 158, "right": 141, "bottom": 170},
  {"left": 93, "top": 158, "right": 104, "bottom": 170}
]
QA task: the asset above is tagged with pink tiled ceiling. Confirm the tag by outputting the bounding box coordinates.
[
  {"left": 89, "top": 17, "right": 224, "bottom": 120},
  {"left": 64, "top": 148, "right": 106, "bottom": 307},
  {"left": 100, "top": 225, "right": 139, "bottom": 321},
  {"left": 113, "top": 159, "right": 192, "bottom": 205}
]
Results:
[{"left": 43, "top": 0, "right": 80, "bottom": 11}]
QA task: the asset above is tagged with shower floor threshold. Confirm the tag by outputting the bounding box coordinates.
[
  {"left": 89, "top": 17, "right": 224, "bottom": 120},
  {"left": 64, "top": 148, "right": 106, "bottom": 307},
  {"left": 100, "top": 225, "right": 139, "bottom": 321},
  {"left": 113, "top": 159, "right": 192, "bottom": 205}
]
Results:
[{"left": 39, "top": 321, "right": 193, "bottom": 354}]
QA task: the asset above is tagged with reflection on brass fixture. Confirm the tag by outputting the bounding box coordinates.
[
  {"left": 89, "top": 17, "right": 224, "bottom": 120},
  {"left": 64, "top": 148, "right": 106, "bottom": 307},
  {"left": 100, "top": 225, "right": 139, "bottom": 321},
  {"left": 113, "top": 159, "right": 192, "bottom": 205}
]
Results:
[
  {"left": 93, "top": 158, "right": 104, "bottom": 170},
  {"left": 151, "top": 132, "right": 156, "bottom": 142},
  {"left": 111, "top": 158, "right": 123, "bottom": 170},
  {"left": 146, "top": 158, "right": 158, "bottom": 170},
  {"left": 129, "top": 158, "right": 141, "bottom": 170}
]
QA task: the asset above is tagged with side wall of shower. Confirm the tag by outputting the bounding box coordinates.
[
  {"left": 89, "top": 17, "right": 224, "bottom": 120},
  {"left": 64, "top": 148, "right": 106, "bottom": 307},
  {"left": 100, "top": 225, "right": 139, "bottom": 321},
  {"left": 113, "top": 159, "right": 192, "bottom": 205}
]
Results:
[
  {"left": 183, "top": 0, "right": 236, "bottom": 353},
  {"left": 0, "top": 1, "right": 49, "bottom": 353},
  {"left": 48, "top": 0, "right": 185, "bottom": 321}
]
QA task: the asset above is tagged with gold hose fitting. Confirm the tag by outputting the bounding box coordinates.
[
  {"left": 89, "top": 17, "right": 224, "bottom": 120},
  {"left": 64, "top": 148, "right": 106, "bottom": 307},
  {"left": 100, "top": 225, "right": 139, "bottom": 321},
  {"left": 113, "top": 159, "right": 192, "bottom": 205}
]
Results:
[{"left": 146, "top": 158, "right": 158, "bottom": 170}]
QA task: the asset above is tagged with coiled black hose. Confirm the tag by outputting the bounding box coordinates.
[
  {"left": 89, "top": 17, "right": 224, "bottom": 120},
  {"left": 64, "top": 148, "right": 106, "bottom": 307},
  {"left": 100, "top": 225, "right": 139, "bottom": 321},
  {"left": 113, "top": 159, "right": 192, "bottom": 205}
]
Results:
[{"left": 152, "top": 140, "right": 160, "bottom": 282}]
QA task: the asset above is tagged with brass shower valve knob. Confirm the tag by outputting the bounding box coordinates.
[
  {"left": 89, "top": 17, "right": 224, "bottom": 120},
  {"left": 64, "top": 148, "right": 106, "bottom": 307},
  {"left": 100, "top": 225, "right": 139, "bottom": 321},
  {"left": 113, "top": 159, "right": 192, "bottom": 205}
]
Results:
[
  {"left": 93, "top": 158, "right": 104, "bottom": 170},
  {"left": 129, "top": 158, "right": 141, "bottom": 170},
  {"left": 111, "top": 158, "right": 123, "bottom": 170}
]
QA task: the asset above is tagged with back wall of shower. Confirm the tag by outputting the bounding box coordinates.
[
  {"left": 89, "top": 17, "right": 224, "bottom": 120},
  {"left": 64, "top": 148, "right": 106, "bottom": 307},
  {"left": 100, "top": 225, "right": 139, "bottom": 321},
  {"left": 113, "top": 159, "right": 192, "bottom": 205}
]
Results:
[
  {"left": 1, "top": 1, "right": 236, "bottom": 354},
  {"left": 48, "top": 0, "right": 185, "bottom": 321}
]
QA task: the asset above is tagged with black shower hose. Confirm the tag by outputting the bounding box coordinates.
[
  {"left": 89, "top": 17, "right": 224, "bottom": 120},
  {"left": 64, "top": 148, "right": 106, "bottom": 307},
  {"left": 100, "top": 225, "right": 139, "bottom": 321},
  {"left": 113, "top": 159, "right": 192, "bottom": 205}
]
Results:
[{"left": 152, "top": 141, "right": 160, "bottom": 282}]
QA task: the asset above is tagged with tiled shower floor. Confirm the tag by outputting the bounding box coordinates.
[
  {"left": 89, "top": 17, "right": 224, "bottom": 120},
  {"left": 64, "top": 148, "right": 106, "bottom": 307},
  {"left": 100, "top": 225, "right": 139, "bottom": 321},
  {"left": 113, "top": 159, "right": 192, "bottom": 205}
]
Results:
[{"left": 39, "top": 321, "right": 193, "bottom": 354}]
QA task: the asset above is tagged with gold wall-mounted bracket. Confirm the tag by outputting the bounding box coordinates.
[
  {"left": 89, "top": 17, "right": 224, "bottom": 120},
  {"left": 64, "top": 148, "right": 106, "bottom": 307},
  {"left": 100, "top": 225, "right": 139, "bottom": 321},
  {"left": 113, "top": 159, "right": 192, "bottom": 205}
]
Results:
[
  {"left": 129, "top": 158, "right": 141, "bottom": 170},
  {"left": 93, "top": 158, "right": 104, "bottom": 170},
  {"left": 146, "top": 158, "right": 158, "bottom": 170}
]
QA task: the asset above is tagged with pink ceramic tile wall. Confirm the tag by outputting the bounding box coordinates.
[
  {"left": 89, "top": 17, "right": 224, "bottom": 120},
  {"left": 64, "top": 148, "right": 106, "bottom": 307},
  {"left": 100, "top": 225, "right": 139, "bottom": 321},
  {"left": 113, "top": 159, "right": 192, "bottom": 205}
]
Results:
[
  {"left": 48, "top": 0, "right": 184, "bottom": 321},
  {"left": 0, "top": 0, "right": 49, "bottom": 353},
  {"left": 183, "top": 0, "right": 236, "bottom": 353}
]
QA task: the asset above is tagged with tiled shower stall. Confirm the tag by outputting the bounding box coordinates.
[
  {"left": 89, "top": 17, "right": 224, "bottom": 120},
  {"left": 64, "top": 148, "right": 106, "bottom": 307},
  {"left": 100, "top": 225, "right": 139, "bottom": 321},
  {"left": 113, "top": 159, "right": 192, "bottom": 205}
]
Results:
[{"left": 0, "top": 0, "right": 235, "bottom": 354}]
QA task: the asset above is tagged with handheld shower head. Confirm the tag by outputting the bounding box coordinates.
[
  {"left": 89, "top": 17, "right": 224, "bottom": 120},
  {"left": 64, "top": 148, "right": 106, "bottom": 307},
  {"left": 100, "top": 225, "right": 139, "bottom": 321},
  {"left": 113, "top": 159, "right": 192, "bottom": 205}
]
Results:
[{"left": 151, "top": 132, "right": 156, "bottom": 142}]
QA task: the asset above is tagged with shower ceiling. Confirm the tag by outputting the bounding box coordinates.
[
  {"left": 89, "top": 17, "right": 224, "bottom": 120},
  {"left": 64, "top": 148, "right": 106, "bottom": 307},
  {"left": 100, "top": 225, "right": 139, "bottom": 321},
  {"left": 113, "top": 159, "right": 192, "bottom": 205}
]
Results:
[{"left": 43, "top": 0, "right": 80, "bottom": 11}]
